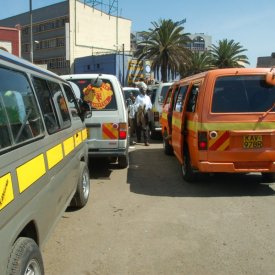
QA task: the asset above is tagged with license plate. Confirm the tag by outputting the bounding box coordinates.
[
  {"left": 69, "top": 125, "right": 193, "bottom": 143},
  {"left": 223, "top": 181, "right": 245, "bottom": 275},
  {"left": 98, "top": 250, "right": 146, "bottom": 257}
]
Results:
[{"left": 243, "top": 135, "right": 263, "bottom": 149}]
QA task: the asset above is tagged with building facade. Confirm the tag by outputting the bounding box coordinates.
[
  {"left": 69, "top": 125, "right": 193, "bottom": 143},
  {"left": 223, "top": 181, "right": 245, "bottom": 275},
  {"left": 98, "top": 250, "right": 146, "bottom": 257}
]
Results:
[
  {"left": 257, "top": 53, "right": 275, "bottom": 67},
  {"left": 0, "top": 26, "right": 21, "bottom": 56},
  {"left": 0, "top": 0, "right": 131, "bottom": 75}
]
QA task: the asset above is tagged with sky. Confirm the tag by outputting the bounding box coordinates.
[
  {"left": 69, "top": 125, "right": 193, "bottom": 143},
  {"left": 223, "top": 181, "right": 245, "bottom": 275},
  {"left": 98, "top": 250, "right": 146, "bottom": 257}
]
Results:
[{"left": 0, "top": 0, "right": 274, "bottom": 67}]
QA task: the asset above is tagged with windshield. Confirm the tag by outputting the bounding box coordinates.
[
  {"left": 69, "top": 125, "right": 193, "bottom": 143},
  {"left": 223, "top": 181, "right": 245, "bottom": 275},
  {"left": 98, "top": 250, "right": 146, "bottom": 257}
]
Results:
[
  {"left": 211, "top": 75, "right": 275, "bottom": 113},
  {"left": 69, "top": 78, "right": 117, "bottom": 111}
]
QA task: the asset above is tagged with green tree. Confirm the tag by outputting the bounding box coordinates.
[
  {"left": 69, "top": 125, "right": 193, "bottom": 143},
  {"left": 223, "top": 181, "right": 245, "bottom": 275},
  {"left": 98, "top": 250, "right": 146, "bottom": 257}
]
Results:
[
  {"left": 210, "top": 39, "right": 250, "bottom": 68},
  {"left": 135, "top": 19, "right": 191, "bottom": 82},
  {"left": 180, "top": 51, "right": 214, "bottom": 77}
]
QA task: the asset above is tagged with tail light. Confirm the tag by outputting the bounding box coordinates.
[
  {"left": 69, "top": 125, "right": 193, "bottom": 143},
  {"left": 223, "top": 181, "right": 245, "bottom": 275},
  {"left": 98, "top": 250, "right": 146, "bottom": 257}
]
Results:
[
  {"left": 119, "top": 123, "right": 127, "bottom": 139},
  {"left": 198, "top": 131, "right": 208, "bottom": 150}
]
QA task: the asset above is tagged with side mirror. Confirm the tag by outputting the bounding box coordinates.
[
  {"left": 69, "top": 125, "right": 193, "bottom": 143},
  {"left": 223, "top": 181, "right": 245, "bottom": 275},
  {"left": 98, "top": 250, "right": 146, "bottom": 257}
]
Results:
[
  {"left": 78, "top": 99, "right": 92, "bottom": 120},
  {"left": 266, "top": 67, "right": 275, "bottom": 86}
]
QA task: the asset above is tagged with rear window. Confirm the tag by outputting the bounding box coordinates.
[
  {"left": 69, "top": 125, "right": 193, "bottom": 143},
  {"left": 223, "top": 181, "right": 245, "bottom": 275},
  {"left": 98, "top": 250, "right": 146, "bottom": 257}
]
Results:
[
  {"left": 212, "top": 75, "right": 275, "bottom": 113},
  {"left": 70, "top": 78, "right": 117, "bottom": 111}
]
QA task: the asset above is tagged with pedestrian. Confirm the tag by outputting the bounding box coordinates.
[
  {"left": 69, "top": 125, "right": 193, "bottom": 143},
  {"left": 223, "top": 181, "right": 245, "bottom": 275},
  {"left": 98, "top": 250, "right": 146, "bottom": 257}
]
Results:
[
  {"left": 127, "top": 92, "right": 137, "bottom": 145},
  {"left": 135, "top": 81, "right": 152, "bottom": 146}
]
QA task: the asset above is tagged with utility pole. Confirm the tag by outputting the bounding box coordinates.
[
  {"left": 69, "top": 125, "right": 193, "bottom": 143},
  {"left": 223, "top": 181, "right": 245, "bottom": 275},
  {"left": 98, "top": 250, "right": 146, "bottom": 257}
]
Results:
[{"left": 29, "top": 0, "right": 33, "bottom": 62}]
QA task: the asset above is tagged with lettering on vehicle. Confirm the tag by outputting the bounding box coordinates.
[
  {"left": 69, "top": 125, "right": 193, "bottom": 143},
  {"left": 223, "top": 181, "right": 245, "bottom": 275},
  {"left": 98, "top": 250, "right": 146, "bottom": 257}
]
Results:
[
  {"left": 243, "top": 135, "right": 263, "bottom": 149},
  {"left": 0, "top": 174, "right": 14, "bottom": 210},
  {"left": 83, "top": 82, "right": 113, "bottom": 110}
]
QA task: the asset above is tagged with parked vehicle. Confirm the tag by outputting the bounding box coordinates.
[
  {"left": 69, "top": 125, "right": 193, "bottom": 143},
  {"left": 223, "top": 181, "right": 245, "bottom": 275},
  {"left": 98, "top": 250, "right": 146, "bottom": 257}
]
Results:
[
  {"left": 165, "top": 68, "right": 275, "bottom": 183},
  {"left": 62, "top": 74, "right": 129, "bottom": 168},
  {"left": 0, "top": 50, "right": 90, "bottom": 275},
  {"left": 147, "top": 82, "right": 173, "bottom": 138}
]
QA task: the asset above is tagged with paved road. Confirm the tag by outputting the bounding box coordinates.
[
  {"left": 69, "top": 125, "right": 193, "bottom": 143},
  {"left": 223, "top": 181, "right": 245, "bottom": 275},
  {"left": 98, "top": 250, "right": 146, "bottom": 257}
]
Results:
[{"left": 43, "top": 140, "right": 275, "bottom": 275}]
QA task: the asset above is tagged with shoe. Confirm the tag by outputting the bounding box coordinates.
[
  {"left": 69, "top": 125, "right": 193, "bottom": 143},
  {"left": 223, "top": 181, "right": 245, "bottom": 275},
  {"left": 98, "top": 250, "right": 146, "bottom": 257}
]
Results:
[{"left": 145, "top": 142, "right": 150, "bottom": 146}]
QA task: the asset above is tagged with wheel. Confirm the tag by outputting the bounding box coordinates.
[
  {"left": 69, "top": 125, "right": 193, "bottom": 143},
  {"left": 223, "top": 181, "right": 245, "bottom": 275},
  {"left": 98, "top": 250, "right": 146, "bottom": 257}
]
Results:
[
  {"left": 181, "top": 149, "right": 197, "bottom": 182},
  {"left": 7, "top": 237, "right": 44, "bottom": 275},
  {"left": 261, "top": 172, "right": 275, "bottom": 183},
  {"left": 118, "top": 154, "right": 129, "bottom": 169},
  {"left": 71, "top": 163, "right": 90, "bottom": 208},
  {"left": 162, "top": 131, "right": 173, "bottom": 155}
]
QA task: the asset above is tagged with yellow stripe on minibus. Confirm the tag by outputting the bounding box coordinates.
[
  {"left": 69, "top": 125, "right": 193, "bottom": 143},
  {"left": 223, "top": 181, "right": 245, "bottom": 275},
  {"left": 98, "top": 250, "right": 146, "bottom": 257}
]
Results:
[
  {"left": 17, "top": 154, "right": 46, "bottom": 193},
  {"left": 46, "top": 144, "right": 63, "bottom": 169},
  {"left": 82, "top": 128, "right": 87, "bottom": 140},
  {"left": 74, "top": 131, "right": 82, "bottom": 147},
  {"left": 0, "top": 173, "right": 14, "bottom": 210},
  {"left": 63, "top": 136, "right": 75, "bottom": 156}
]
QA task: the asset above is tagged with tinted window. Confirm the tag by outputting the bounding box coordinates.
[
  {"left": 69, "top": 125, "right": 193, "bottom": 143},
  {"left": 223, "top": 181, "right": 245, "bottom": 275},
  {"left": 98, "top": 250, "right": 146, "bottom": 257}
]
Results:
[
  {"left": 160, "top": 85, "right": 171, "bottom": 104},
  {"left": 70, "top": 78, "right": 117, "bottom": 111},
  {"left": 174, "top": 85, "right": 188, "bottom": 112},
  {"left": 0, "top": 67, "right": 43, "bottom": 150},
  {"left": 62, "top": 84, "right": 81, "bottom": 118},
  {"left": 33, "top": 77, "right": 60, "bottom": 134},
  {"left": 47, "top": 81, "right": 71, "bottom": 128},
  {"left": 186, "top": 84, "right": 200, "bottom": 112},
  {"left": 212, "top": 75, "right": 275, "bottom": 113}
]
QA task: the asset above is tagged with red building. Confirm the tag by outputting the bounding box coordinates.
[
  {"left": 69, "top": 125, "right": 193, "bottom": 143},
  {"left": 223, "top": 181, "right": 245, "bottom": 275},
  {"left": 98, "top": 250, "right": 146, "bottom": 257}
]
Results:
[{"left": 0, "top": 25, "right": 21, "bottom": 57}]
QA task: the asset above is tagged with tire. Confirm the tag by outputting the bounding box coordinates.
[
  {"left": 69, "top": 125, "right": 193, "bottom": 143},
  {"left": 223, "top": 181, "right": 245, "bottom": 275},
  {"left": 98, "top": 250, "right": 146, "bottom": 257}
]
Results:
[
  {"left": 71, "top": 163, "right": 90, "bottom": 208},
  {"left": 118, "top": 154, "right": 129, "bottom": 169},
  {"left": 7, "top": 237, "right": 44, "bottom": 275},
  {"left": 162, "top": 131, "right": 173, "bottom": 155},
  {"left": 181, "top": 148, "right": 197, "bottom": 183},
  {"left": 261, "top": 172, "right": 275, "bottom": 184}
]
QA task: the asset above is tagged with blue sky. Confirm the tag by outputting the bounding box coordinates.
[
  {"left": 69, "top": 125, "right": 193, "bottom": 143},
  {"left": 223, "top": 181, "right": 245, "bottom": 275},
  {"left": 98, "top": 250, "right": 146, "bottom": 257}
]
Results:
[{"left": 0, "top": 0, "right": 274, "bottom": 67}]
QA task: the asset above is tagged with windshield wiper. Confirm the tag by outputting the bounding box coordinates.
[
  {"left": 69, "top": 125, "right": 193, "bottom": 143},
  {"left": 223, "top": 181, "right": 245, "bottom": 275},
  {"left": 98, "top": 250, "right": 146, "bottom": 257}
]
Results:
[{"left": 259, "top": 102, "right": 275, "bottom": 121}]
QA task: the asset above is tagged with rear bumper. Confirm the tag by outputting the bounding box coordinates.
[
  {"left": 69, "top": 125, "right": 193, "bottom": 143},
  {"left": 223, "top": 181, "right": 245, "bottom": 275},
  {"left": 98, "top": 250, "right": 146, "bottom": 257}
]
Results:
[
  {"left": 88, "top": 148, "right": 127, "bottom": 158},
  {"left": 198, "top": 161, "right": 275, "bottom": 173}
]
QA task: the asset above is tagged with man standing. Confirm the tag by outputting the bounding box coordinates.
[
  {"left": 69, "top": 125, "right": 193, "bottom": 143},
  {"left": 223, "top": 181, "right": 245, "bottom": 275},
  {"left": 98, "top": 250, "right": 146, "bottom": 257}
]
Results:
[
  {"left": 135, "top": 82, "right": 152, "bottom": 146},
  {"left": 127, "top": 92, "right": 137, "bottom": 145}
]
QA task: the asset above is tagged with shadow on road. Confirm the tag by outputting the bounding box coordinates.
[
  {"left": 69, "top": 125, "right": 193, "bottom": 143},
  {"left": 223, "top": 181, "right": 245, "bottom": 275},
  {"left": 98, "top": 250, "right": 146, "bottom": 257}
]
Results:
[{"left": 127, "top": 147, "right": 275, "bottom": 198}]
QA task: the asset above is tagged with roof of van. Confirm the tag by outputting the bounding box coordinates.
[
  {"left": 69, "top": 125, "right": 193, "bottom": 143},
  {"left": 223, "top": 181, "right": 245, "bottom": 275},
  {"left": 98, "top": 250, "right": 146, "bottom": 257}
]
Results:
[
  {"left": 0, "top": 49, "right": 63, "bottom": 81},
  {"left": 61, "top": 73, "right": 119, "bottom": 81},
  {"left": 176, "top": 67, "right": 271, "bottom": 84}
]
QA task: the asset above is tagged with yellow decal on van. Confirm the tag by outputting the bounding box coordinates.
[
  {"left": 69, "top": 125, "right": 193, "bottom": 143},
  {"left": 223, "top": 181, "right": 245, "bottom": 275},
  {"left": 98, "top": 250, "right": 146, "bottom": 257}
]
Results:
[
  {"left": 82, "top": 128, "right": 87, "bottom": 140},
  {"left": 46, "top": 144, "right": 63, "bottom": 169},
  {"left": 17, "top": 154, "right": 46, "bottom": 193},
  {"left": 63, "top": 136, "right": 75, "bottom": 156},
  {"left": 0, "top": 173, "right": 14, "bottom": 210},
  {"left": 102, "top": 123, "right": 118, "bottom": 139},
  {"left": 74, "top": 131, "right": 82, "bottom": 147},
  {"left": 83, "top": 82, "right": 113, "bottom": 110}
]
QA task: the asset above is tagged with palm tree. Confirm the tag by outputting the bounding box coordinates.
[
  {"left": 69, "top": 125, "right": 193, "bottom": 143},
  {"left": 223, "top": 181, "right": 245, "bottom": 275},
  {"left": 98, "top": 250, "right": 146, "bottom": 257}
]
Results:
[
  {"left": 135, "top": 19, "right": 191, "bottom": 82},
  {"left": 210, "top": 39, "right": 250, "bottom": 68},
  {"left": 180, "top": 51, "right": 214, "bottom": 77}
]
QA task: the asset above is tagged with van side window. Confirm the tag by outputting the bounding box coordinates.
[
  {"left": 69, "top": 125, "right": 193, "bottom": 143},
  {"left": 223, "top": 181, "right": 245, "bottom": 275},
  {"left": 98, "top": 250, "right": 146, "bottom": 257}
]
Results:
[
  {"left": 47, "top": 81, "right": 71, "bottom": 128},
  {"left": 174, "top": 85, "right": 188, "bottom": 112},
  {"left": 33, "top": 77, "right": 60, "bottom": 134},
  {"left": 186, "top": 84, "right": 200, "bottom": 112},
  {"left": 0, "top": 67, "right": 43, "bottom": 150},
  {"left": 62, "top": 84, "right": 80, "bottom": 118}
]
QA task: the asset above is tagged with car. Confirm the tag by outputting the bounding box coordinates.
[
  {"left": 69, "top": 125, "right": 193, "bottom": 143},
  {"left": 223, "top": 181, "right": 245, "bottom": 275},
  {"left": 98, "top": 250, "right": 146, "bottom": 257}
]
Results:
[
  {"left": 61, "top": 74, "right": 129, "bottom": 168},
  {"left": 147, "top": 82, "right": 173, "bottom": 138},
  {"left": 0, "top": 49, "right": 90, "bottom": 274},
  {"left": 168, "top": 68, "right": 275, "bottom": 183}
]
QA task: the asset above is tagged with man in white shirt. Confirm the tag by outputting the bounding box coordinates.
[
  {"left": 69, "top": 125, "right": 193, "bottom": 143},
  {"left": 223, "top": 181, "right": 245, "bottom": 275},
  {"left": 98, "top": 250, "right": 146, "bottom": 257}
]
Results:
[{"left": 135, "top": 82, "right": 152, "bottom": 146}]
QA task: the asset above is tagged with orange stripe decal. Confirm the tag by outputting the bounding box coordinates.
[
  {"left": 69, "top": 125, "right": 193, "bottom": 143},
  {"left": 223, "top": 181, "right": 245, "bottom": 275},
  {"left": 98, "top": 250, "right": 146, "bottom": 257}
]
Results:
[
  {"left": 102, "top": 123, "right": 118, "bottom": 139},
  {"left": 209, "top": 131, "right": 230, "bottom": 151}
]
